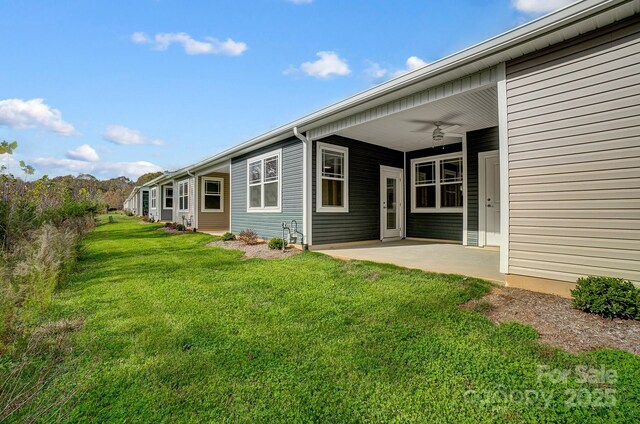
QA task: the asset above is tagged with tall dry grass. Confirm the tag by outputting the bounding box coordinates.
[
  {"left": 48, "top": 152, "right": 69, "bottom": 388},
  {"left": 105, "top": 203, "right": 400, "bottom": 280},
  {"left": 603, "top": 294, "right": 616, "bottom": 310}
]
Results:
[{"left": 0, "top": 216, "right": 94, "bottom": 348}]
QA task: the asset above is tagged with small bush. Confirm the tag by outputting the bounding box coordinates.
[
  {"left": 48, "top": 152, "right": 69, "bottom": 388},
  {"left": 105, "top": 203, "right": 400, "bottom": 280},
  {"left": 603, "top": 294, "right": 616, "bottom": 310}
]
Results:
[
  {"left": 125, "top": 210, "right": 134, "bottom": 216},
  {"left": 572, "top": 276, "right": 640, "bottom": 320},
  {"left": 237, "top": 229, "right": 258, "bottom": 245},
  {"left": 175, "top": 224, "right": 185, "bottom": 232},
  {"left": 221, "top": 232, "right": 235, "bottom": 241},
  {"left": 268, "top": 238, "right": 285, "bottom": 250}
]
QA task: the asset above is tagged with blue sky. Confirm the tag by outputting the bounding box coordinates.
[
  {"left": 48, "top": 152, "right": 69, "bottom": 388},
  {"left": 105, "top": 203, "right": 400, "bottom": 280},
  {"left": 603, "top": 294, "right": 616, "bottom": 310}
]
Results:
[{"left": 0, "top": 0, "right": 573, "bottom": 179}]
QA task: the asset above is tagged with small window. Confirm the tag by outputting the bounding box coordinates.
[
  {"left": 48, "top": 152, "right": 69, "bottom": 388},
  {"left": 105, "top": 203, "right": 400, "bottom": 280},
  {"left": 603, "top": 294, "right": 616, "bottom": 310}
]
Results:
[
  {"left": 247, "top": 149, "right": 281, "bottom": 212},
  {"left": 163, "top": 186, "right": 173, "bottom": 209},
  {"left": 202, "top": 177, "right": 223, "bottom": 212},
  {"left": 411, "top": 153, "right": 463, "bottom": 212},
  {"left": 150, "top": 188, "right": 157, "bottom": 209},
  {"left": 317, "top": 142, "right": 349, "bottom": 213},
  {"left": 178, "top": 180, "right": 189, "bottom": 212}
]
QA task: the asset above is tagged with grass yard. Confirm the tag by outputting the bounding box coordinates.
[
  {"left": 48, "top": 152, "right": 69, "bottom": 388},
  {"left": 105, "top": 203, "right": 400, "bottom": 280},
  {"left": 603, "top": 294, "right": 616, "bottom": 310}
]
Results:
[{"left": 4, "top": 216, "right": 639, "bottom": 422}]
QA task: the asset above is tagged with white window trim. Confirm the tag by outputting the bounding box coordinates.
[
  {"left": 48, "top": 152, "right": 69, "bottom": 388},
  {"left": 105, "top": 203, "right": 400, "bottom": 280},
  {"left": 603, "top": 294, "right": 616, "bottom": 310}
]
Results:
[
  {"left": 150, "top": 188, "right": 157, "bottom": 210},
  {"left": 316, "top": 142, "right": 349, "bottom": 213},
  {"left": 163, "top": 186, "right": 173, "bottom": 210},
  {"left": 246, "top": 149, "right": 282, "bottom": 213},
  {"left": 201, "top": 177, "right": 224, "bottom": 213},
  {"left": 178, "top": 180, "right": 189, "bottom": 212},
  {"left": 410, "top": 151, "right": 464, "bottom": 213}
]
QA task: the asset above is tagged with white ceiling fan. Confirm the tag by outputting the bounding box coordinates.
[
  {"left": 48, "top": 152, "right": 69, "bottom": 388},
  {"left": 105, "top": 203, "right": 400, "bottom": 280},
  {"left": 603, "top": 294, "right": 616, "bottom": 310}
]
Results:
[{"left": 408, "top": 119, "right": 463, "bottom": 148}]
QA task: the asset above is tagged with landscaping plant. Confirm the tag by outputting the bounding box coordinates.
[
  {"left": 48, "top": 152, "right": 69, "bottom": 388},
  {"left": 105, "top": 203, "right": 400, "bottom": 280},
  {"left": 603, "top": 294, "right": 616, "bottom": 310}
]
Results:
[
  {"left": 268, "top": 237, "right": 285, "bottom": 250},
  {"left": 572, "top": 276, "right": 640, "bottom": 320},
  {"left": 237, "top": 229, "right": 258, "bottom": 245},
  {"left": 221, "top": 232, "right": 235, "bottom": 241}
]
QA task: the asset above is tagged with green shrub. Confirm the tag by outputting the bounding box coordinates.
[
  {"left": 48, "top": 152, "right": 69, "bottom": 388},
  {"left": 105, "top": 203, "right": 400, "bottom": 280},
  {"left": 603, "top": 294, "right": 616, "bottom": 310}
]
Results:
[
  {"left": 268, "top": 238, "right": 285, "bottom": 250},
  {"left": 221, "top": 232, "right": 235, "bottom": 241},
  {"left": 237, "top": 229, "right": 258, "bottom": 245},
  {"left": 175, "top": 224, "right": 185, "bottom": 231},
  {"left": 572, "top": 276, "right": 640, "bottom": 320}
]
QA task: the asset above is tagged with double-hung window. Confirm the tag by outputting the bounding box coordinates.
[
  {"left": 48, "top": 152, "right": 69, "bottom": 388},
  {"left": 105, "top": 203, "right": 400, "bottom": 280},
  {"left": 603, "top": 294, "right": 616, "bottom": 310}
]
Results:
[
  {"left": 150, "top": 188, "right": 157, "bottom": 209},
  {"left": 178, "top": 180, "right": 189, "bottom": 212},
  {"left": 163, "top": 186, "right": 173, "bottom": 209},
  {"left": 247, "top": 149, "right": 281, "bottom": 212},
  {"left": 202, "top": 177, "right": 223, "bottom": 212},
  {"left": 411, "top": 153, "right": 463, "bottom": 212},
  {"left": 317, "top": 142, "right": 349, "bottom": 213}
]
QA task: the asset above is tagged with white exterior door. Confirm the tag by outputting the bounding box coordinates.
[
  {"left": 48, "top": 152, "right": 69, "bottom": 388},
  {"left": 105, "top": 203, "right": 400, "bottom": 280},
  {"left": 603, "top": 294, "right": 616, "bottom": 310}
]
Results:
[
  {"left": 483, "top": 154, "right": 501, "bottom": 246},
  {"left": 380, "top": 166, "right": 403, "bottom": 240}
]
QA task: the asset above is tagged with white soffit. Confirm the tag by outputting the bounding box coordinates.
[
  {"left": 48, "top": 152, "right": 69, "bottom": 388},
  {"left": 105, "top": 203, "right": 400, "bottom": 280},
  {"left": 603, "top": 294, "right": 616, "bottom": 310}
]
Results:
[{"left": 337, "top": 87, "right": 499, "bottom": 152}]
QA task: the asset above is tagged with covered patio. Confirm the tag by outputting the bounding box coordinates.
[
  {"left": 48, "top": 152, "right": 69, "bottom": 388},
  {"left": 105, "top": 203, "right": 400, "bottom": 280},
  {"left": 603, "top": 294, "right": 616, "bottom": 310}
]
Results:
[{"left": 314, "top": 240, "right": 503, "bottom": 283}]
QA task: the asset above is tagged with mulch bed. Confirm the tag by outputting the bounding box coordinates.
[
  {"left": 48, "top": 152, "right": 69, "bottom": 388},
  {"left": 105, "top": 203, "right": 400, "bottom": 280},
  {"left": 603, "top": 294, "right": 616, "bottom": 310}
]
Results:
[
  {"left": 206, "top": 240, "right": 301, "bottom": 259},
  {"left": 462, "top": 287, "right": 640, "bottom": 355}
]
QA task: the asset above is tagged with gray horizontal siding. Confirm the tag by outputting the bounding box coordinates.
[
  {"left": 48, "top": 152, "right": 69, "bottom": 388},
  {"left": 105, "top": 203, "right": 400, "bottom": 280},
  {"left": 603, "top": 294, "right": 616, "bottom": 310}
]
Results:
[
  {"left": 406, "top": 143, "right": 463, "bottom": 241},
  {"left": 231, "top": 138, "right": 303, "bottom": 240},
  {"left": 506, "top": 15, "right": 640, "bottom": 283},
  {"left": 466, "top": 127, "right": 499, "bottom": 246},
  {"left": 311, "top": 136, "right": 404, "bottom": 245}
]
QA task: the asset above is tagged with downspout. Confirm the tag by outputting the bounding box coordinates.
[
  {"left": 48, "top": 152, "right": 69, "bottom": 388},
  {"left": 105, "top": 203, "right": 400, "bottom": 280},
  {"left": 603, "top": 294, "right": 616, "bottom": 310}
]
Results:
[
  {"left": 187, "top": 170, "right": 197, "bottom": 231},
  {"left": 293, "top": 127, "right": 310, "bottom": 249}
]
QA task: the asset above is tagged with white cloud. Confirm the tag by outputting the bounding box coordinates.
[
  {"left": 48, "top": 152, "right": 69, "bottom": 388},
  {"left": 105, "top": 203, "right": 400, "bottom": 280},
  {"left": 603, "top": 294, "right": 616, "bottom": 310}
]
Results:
[
  {"left": 66, "top": 144, "right": 99, "bottom": 162},
  {"left": 131, "top": 31, "right": 151, "bottom": 44},
  {"left": 0, "top": 98, "right": 77, "bottom": 136},
  {"left": 32, "top": 157, "right": 163, "bottom": 179},
  {"left": 0, "top": 153, "right": 19, "bottom": 172},
  {"left": 132, "top": 32, "right": 248, "bottom": 56},
  {"left": 286, "top": 51, "right": 351, "bottom": 79},
  {"left": 391, "top": 56, "right": 428, "bottom": 77},
  {"left": 512, "top": 0, "right": 575, "bottom": 13},
  {"left": 103, "top": 125, "right": 165, "bottom": 146},
  {"left": 363, "top": 61, "right": 388, "bottom": 79},
  {"left": 364, "top": 56, "right": 429, "bottom": 81}
]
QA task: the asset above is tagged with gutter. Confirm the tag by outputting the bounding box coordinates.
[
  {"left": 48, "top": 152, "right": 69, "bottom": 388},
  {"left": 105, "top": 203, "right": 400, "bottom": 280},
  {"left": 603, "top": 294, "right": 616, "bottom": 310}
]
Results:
[{"left": 293, "top": 127, "right": 311, "bottom": 247}]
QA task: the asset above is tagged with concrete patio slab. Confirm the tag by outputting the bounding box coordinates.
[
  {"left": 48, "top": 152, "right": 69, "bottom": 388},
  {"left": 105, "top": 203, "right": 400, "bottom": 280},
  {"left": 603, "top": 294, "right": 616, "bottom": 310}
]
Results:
[{"left": 314, "top": 239, "right": 504, "bottom": 283}]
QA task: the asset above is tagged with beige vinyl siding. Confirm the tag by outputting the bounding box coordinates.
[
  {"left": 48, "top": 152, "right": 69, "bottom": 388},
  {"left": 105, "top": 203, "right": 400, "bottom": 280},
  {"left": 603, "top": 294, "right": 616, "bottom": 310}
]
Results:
[
  {"left": 197, "top": 172, "right": 230, "bottom": 232},
  {"left": 506, "top": 16, "right": 640, "bottom": 284}
]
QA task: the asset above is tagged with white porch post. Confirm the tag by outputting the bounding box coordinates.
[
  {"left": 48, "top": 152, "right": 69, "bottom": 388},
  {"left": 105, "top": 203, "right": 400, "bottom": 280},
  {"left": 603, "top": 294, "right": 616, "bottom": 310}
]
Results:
[
  {"left": 497, "top": 62, "right": 510, "bottom": 274},
  {"left": 462, "top": 134, "right": 468, "bottom": 246}
]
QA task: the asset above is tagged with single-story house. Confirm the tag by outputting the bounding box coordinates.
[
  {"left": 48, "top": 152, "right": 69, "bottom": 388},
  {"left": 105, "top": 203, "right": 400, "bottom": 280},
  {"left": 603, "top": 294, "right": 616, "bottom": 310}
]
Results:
[
  {"left": 124, "top": 0, "right": 640, "bottom": 294},
  {"left": 123, "top": 184, "right": 150, "bottom": 217}
]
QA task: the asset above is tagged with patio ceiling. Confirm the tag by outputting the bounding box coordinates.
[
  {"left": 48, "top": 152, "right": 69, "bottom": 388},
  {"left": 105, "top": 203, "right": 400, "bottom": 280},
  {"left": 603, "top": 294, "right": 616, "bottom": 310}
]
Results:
[{"left": 334, "top": 86, "right": 498, "bottom": 152}]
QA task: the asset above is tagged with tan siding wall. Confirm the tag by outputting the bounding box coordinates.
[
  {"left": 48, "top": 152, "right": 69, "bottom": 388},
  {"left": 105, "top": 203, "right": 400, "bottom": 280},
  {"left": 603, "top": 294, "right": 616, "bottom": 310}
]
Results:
[
  {"left": 506, "top": 17, "right": 640, "bottom": 284},
  {"left": 197, "top": 172, "right": 230, "bottom": 231}
]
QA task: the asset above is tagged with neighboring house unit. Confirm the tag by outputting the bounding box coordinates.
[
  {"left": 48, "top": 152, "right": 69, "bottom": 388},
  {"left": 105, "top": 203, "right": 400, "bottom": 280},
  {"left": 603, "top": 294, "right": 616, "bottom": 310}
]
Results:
[
  {"left": 123, "top": 0, "right": 640, "bottom": 293},
  {"left": 123, "top": 185, "right": 150, "bottom": 217}
]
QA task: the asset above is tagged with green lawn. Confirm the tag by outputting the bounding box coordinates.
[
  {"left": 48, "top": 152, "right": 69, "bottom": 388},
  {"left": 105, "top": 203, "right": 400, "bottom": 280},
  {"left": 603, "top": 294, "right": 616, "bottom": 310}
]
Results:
[{"left": 8, "top": 216, "right": 640, "bottom": 422}]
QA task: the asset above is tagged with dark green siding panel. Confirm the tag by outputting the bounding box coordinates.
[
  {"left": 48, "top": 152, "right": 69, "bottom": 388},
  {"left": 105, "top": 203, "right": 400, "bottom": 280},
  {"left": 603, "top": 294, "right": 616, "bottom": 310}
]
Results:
[
  {"left": 466, "top": 127, "right": 499, "bottom": 246},
  {"left": 405, "top": 143, "right": 463, "bottom": 241},
  {"left": 407, "top": 213, "right": 463, "bottom": 240},
  {"left": 312, "top": 136, "right": 404, "bottom": 245},
  {"left": 231, "top": 138, "right": 304, "bottom": 240},
  {"left": 160, "top": 184, "right": 173, "bottom": 221}
]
